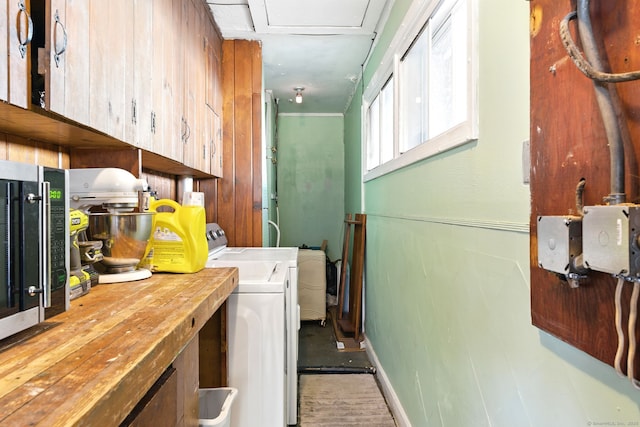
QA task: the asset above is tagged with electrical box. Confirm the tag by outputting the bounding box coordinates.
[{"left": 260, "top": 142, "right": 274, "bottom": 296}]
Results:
[
  {"left": 583, "top": 205, "right": 640, "bottom": 277},
  {"left": 537, "top": 215, "right": 583, "bottom": 275}
]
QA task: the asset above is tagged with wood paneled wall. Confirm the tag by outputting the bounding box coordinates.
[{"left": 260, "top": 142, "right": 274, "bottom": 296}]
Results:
[
  {"left": 216, "top": 40, "right": 262, "bottom": 247},
  {"left": 0, "top": 132, "right": 70, "bottom": 167},
  {"left": 531, "top": 2, "right": 640, "bottom": 378}
]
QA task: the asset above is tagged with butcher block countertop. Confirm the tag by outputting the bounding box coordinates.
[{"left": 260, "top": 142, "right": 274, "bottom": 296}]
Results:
[{"left": 0, "top": 267, "right": 238, "bottom": 427}]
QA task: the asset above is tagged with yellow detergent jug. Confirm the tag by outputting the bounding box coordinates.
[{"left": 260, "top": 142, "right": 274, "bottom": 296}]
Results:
[{"left": 147, "top": 199, "right": 208, "bottom": 273}]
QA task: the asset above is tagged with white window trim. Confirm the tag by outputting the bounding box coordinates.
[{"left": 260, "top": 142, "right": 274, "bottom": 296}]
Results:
[{"left": 362, "top": 0, "right": 478, "bottom": 182}]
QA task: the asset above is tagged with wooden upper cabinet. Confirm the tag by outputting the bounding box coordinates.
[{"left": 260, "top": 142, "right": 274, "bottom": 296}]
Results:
[
  {"left": 210, "top": 107, "right": 223, "bottom": 178},
  {"left": 8, "top": 0, "right": 33, "bottom": 108},
  {"left": 181, "top": 0, "right": 199, "bottom": 170},
  {"left": 0, "top": 0, "right": 8, "bottom": 102},
  {"left": 149, "top": 0, "right": 185, "bottom": 164},
  {"left": 205, "top": 19, "right": 222, "bottom": 114},
  {"left": 46, "top": 0, "right": 90, "bottom": 126},
  {"left": 88, "top": 0, "right": 131, "bottom": 141},
  {"left": 130, "top": 0, "right": 154, "bottom": 151},
  {"left": 1, "top": 0, "right": 223, "bottom": 178}
]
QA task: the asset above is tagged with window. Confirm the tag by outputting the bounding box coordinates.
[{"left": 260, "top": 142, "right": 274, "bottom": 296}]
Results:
[
  {"left": 400, "top": 25, "right": 429, "bottom": 153},
  {"left": 367, "top": 95, "right": 380, "bottom": 170},
  {"left": 363, "top": 0, "right": 477, "bottom": 180},
  {"left": 367, "top": 77, "right": 394, "bottom": 170}
]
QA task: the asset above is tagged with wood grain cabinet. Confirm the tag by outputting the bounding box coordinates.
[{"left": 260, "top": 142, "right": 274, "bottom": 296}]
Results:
[
  {"left": 123, "top": 336, "right": 200, "bottom": 427},
  {"left": 150, "top": 0, "right": 184, "bottom": 163},
  {"left": 181, "top": 0, "right": 205, "bottom": 172},
  {"left": 45, "top": 0, "right": 90, "bottom": 126},
  {"left": 87, "top": 0, "right": 130, "bottom": 140},
  {"left": 7, "top": 0, "right": 33, "bottom": 108},
  {"left": 0, "top": 0, "right": 8, "bottom": 102},
  {"left": 205, "top": 17, "right": 223, "bottom": 177},
  {"left": 1, "top": 0, "right": 224, "bottom": 178},
  {"left": 129, "top": 0, "right": 154, "bottom": 151},
  {"left": 206, "top": 106, "right": 223, "bottom": 178}
]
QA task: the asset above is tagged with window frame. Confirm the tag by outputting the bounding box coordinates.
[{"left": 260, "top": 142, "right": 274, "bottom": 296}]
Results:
[{"left": 362, "top": 0, "right": 478, "bottom": 182}]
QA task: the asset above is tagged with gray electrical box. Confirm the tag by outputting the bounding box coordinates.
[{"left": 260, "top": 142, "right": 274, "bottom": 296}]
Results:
[
  {"left": 537, "top": 215, "right": 583, "bottom": 275},
  {"left": 583, "top": 205, "right": 640, "bottom": 277}
]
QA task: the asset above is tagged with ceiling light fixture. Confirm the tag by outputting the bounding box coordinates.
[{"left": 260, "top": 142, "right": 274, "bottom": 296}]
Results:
[{"left": 294, "top": 87, "right": 304, "bottom": 104}]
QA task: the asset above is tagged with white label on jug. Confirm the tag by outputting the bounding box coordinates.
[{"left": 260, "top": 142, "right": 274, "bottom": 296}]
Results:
[{"left": 154, "top": 227, "right": 183, "bottom": 242}]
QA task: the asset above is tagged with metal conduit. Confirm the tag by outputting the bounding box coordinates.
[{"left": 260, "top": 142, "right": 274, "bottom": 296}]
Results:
[
  {"left": 559, "top": 1, "right": 640, "bottom": 205},
  {"left": 577, "top": 0, "right": 625, "bottom": 204}
]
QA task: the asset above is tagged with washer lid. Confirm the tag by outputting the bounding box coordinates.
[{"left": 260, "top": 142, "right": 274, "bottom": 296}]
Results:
[
  {"left": 210, "top": 247, "right": 299, "bottom": 266},
  {"left": 205, "top": 260, "right": 286, "bottom": 293}
]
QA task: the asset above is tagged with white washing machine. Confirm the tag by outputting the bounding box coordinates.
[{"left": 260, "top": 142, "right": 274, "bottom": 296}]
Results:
[{"left": 206, "top": 224, "right": 299, "bottom": 426}]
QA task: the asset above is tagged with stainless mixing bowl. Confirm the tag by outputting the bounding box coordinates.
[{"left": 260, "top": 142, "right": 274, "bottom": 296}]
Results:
[{"left": 87, "top": 212, "right": 156, "bottom": 273}]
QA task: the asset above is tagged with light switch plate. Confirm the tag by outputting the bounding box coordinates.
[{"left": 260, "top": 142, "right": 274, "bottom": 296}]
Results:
[{"left": 522, "top": 140, "right": 530, "bottom": 184}]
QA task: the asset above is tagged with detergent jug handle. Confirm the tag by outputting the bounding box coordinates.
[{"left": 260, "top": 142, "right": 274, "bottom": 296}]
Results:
[{"left": 149, "top": 198, "right": 181, "bottom": 212}]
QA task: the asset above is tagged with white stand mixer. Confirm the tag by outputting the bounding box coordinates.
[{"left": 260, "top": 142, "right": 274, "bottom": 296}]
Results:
[{"left": 69, "top": 168, "right": 155, "bottom": 284}]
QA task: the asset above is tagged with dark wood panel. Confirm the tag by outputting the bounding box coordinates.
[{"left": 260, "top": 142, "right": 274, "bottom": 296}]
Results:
[
  {"left": 217, "top": 40, "right": 262, "bottom": 247},
  {"left": 70, "top": 147, "right": 140, "bottom": 176},
  {"left": 531, "top": 1, "right": 640, "bottom": 378},
  {"left": 197, "top": 178, "right": 218, "bottom": 224},
  {"left": 143, "top": 170, "right": 177, "bottom": 201},
  {"left": 198, "top": 306, "right": 227, "bottom": 388},
  {"left": 234, "top": 40, "right": 254, "bottom": 247},
  {"left": 219, "top": 40, "right": 236, "bottom": 244},
  {"left": 121, "top": 366, "right": 178, "bottom": 427}
]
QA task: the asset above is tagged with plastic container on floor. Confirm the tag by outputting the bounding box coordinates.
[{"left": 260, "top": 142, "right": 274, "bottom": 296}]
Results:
[{"left": 198, "top": 387, "right": 238, "bottom": 427}]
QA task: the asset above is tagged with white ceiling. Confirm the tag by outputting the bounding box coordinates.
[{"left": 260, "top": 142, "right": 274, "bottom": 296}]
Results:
[{"left": 206, "top": 0, "right": 390, "bottom": 114}]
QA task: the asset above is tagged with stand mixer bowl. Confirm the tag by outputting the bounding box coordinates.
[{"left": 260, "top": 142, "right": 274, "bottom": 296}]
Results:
[{"left": 87, "top": 212, "right": 156, "bottom": 273}]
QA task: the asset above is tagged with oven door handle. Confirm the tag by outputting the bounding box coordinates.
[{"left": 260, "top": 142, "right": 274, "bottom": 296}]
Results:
[
  {"left": 37, "top": 181, "right": 51, "bottom": 307},
  {"left": 4, "top": 182, "right": 12, "bottom": 306}
]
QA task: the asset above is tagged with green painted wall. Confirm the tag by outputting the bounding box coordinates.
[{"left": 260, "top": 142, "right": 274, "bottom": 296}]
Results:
[
  {"left": 277, "top": 115, "right": 345, "bottom": 261},
  {"left": 344, "top": 82, "right": 363, "bottom": 216},
  {"left": 344, "top": 0, "right": 640, "bottom": 425}
]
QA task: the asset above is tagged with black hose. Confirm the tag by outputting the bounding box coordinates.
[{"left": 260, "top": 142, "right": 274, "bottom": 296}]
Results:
[
  {"left": 560, "top": 12, "right": 640, "bottom": 83},
  {"left": 298, "top": 366, "right": 377, "bottom": 375}
]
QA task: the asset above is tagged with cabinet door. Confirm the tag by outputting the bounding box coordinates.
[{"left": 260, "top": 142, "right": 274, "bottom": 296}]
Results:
[
  {"left": 8, "top": 0, "right": 33, "bottom": 108},
  {"left": 89, "top": 0, "right": 131, "bottom": 140},
  {"left": 0, "top": 0, "right": 8, "bottom": 102},
  {"left": 47, "top": 0, "right": 90, "bottom": 126},
  {"left": 151, "top": 0, "right": 183, "bottom": 162},
  {"left": 181, "top": 0, "right": 198, "bottom": 169},
  {"left": 205, "top": 18, "right": 222, "bottom": 115},
  {"left": 130, "top": 0, "right": 153, "bottom": 149},
  {"left": 167, "top": 0, "right": 185, "bottom": 162},
  {"left": 203, "top": 106, "right": 214, "bottom": 175},
  {"left": 210, "top": 107, "right": 223, "bottom": 178},
  {"left": 194, "top": 4, "right": 207, "bottom": 173},
  {"left": 121, "top": 366, "right": 178, "bottom": 427}
]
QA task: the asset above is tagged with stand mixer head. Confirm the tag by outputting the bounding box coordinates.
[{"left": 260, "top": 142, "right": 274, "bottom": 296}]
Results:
[{"left": 69, "top": 168, "right": 150, "bottom": 212}]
